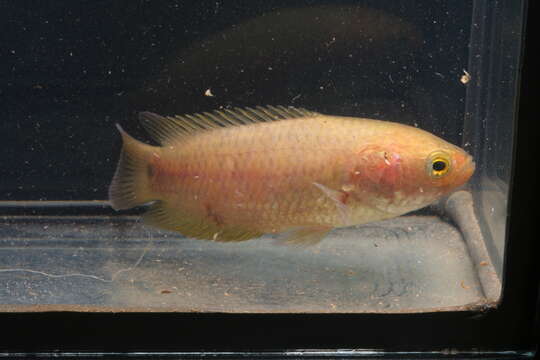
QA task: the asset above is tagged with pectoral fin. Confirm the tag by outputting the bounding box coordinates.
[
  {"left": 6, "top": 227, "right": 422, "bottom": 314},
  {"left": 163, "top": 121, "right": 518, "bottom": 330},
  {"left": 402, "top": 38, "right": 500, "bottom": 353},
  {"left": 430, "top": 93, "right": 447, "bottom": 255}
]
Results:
[{"left": 313, "top": 182, "right": 352, "bottom": 225}]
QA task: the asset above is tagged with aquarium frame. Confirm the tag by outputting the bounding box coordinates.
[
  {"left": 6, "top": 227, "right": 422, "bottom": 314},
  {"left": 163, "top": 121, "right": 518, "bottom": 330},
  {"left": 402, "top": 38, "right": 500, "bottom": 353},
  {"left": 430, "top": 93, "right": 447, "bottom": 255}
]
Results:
[{"left": 1, "top": 0, "right": 538, "bottom": 357}]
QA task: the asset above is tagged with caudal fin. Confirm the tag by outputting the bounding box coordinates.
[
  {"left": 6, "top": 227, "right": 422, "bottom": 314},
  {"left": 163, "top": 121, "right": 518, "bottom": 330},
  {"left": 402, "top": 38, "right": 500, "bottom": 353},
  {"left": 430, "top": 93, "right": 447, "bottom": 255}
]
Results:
[{"left": 108, "top": 124, "right": 158, "bottom": 210}]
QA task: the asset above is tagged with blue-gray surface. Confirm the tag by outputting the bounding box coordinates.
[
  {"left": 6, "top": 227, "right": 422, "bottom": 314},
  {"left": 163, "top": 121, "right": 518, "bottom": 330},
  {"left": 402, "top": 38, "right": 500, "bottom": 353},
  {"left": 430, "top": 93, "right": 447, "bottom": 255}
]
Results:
[{"left": 0, "top": 214, "right": 486, "bottom": 312}]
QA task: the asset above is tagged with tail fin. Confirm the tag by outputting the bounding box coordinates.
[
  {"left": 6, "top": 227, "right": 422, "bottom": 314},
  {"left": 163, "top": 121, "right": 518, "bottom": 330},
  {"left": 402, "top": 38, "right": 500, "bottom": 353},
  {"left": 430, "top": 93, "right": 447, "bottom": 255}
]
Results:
[{"left": 109, "top": 124, "right": 158, "bottom": 210}]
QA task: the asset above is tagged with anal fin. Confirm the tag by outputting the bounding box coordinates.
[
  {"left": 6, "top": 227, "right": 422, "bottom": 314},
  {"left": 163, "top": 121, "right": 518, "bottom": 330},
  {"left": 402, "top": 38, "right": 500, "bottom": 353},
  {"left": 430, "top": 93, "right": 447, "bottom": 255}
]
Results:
[
  {"left": 276, "top": 225, "right": 332, "bottom": 247},
  {"left": 143, "top": 201, "right": 263, "bottom": 242}
]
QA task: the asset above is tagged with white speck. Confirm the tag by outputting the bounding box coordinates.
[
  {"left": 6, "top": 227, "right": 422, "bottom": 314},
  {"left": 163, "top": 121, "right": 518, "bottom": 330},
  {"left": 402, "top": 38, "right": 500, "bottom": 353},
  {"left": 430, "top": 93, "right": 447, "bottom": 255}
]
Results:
[
  {"left": 204, "top": 89, "right": 214, "bottom": 97},
  {"left": 341, "top": 184, "right": 354, "bottom": 192},
  {"left": 325, "top": 36, "right": 336, "bottom": 47},
  {"left": 419, "top": 187, "right": 424, "bottom": 193},
  {"left": 194, "top": 175, "right": 199, "bottom": 179},
  {"left": 213, "top": 232, "right": 219, "bottom": 240},
  {"left": 460, "top": 69, "right": 471, "bottom": 84},
  {"left": 354, "top": 171, "right": 361, "bottom": 175}
]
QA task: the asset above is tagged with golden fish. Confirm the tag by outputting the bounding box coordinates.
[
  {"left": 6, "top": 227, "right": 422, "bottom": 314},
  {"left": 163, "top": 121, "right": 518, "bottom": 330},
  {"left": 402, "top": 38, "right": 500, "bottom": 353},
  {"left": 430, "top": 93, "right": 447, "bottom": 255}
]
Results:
[{"left": 109, "top": 106, "right": 474, "bottom": 245}]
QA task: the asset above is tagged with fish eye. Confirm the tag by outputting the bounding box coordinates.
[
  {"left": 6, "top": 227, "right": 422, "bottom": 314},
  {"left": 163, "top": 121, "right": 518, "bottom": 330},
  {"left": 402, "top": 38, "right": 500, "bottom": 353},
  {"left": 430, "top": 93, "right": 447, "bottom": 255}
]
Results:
[
  {"left": 427, "top": 152, "right": 451, "bottom": 178},
  {"left": 432, "top": 160, "right": 447, "bottom": 172}
]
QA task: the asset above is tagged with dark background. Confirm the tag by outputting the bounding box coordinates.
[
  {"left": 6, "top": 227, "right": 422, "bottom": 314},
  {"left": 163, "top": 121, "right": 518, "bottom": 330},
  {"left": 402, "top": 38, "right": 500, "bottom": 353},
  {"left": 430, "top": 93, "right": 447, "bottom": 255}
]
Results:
[{"left": 1, "top": 0, "right": 471, "bottom": 201}]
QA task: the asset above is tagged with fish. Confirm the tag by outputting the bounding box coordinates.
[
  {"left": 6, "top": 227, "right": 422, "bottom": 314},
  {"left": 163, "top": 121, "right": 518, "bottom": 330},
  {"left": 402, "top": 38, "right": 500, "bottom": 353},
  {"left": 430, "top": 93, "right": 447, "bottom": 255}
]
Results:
[{"left": 109, "top": 106, "right": 475, "bottom": 245}]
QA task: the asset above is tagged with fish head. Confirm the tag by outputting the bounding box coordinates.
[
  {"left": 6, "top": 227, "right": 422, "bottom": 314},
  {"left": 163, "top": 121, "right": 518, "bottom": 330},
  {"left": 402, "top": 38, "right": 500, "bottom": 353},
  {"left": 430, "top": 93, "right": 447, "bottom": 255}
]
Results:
[
  {"left": 348, "top": 127, "right": 475, "bottom": 214},
  {"left": 426, "top": 146, "right": 475, "bottom": 189},
  {"left": 392, "top": 134, "right": 476, "bottom": 210}
]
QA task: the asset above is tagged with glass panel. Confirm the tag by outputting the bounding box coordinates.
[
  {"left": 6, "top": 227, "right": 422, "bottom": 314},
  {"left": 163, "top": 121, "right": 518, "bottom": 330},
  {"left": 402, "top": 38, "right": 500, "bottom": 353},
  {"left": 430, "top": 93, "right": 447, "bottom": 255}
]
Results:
[{"left": 0, "top": 0, "right": 524, "bottom": 312}]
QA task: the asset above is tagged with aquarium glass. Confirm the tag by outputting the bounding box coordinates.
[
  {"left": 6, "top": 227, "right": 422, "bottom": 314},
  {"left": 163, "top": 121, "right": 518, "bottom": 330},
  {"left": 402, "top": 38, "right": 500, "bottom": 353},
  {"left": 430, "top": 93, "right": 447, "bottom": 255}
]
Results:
[{"left": 0, "top": 0, "right": 524, "bottom": 312}]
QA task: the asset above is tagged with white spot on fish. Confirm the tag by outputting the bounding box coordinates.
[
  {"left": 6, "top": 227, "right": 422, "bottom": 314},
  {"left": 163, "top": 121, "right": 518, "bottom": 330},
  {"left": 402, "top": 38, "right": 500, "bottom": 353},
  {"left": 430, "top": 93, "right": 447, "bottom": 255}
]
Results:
[
  {"left": 341, "top": 184, "right": 355, "bottom": 192},
  {"left": 383, "top": 152, "right": 391, "bottom": 165},
  {"left": 380, "top": 151, "right": 395, "bottom": 166}
]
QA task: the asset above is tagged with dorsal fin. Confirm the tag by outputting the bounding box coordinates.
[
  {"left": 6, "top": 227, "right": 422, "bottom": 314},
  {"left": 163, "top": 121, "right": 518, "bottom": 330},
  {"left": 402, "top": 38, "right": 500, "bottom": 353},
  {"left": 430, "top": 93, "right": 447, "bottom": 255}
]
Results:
[{"left": 138, "top": 106, "right": 320, "bottom": 145}]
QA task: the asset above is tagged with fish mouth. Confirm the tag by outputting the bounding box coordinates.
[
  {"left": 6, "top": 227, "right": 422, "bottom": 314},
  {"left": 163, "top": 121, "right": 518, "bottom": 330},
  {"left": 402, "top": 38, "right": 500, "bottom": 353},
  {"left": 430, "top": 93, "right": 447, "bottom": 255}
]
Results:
[{"left": 456, "top": 153, "right": 476, "bottom": 186}]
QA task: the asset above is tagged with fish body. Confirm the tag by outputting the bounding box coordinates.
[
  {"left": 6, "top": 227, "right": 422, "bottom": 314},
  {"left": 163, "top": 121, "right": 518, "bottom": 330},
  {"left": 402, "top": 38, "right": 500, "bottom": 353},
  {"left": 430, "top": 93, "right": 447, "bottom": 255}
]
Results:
[{"left": 109, "top": 106, "right": 474, "bottom": 244}]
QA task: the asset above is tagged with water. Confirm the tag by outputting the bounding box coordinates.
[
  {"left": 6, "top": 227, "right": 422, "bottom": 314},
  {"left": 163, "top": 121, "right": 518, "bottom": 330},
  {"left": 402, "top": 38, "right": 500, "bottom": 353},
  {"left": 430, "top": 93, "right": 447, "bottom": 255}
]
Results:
[{"left": 0, "top": 0, "right": 523, "bottom": 312}]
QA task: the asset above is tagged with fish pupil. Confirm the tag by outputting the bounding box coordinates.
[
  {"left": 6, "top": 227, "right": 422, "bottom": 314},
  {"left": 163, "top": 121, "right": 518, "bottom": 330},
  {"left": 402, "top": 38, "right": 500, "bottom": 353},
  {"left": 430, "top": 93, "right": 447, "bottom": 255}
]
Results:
[{"left": 432, "top": 160, "right": 447, "bottom": 171}]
